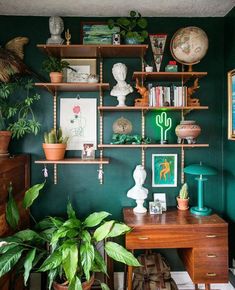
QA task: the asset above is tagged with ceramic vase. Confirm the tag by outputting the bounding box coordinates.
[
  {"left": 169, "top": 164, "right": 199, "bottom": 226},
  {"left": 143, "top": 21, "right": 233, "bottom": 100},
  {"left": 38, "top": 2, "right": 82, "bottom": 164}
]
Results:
[
  {"left": 175, "top": 120, "right": 201, "bottom": 144},
  {"left": 43, "top": 143, "right": 66, "bottom": 161},
  {"left": 53, "top": 274, "right": 94, "bottom": 290},
  {"left": 177, "top": 197, "right": 189, "bottom": 211},
  {"left": 50, "top": 72, "right": 63, "bottom": 83}
]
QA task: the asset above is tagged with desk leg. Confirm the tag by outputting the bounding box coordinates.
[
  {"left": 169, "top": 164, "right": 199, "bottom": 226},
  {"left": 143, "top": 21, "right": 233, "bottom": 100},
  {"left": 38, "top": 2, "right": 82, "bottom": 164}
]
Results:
[
  {"left": 127, "top": 265, "right": 133, "bottom": 290},
  {"left": 195, "top": 284, "right": 199, "bottom": 290},
  {"left": 205, "top": 284, "right": 211, "bottom": 290}
]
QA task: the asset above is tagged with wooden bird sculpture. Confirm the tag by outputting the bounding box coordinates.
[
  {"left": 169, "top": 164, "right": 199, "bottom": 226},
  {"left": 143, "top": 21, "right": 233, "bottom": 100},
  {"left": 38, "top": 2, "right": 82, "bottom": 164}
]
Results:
[
  {"left": 135, "top": 78, "right": 149, "bottom": 107},
  {"left": 0, "top": 37, "right": 41, "bottom": 82}
]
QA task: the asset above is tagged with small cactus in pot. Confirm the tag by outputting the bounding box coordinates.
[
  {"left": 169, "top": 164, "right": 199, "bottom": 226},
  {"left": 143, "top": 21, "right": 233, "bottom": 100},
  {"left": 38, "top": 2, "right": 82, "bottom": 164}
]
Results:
[
  {"left": 177, "top": 183, "right": 189, "bottom": 210},
  {"left": 43, "top": 128, "right": 68, "bottom": 160}
]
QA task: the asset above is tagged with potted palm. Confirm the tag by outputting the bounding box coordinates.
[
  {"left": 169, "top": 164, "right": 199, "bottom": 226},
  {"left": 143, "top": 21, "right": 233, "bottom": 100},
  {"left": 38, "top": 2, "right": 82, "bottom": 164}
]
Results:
[
  {"left": 43, "top": 128, "right": 69, "bottom": 160},
  {"left": 177, "top": 183, "right": 189, "bottom": 210},
  {"left": 0, "top": 79, "right": 40, "bottom": 157},
  {"left": 108, "top": 10, "right": 148, "bottom": 44},
  {"left": 42, "top": 56, "right": 71, "bottom": 83}
]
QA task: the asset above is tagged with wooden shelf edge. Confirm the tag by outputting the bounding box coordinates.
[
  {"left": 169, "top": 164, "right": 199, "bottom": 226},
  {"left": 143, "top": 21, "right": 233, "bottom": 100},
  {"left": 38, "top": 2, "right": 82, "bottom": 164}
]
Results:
[
  {"left": 35, "top": 158, "right": 110, "bottom": 164},
  {"left": 98, "top": 106, "right": 208, "bottom": 111},
  {"left": 98, "top": 144, "right": 209, "bottom": 148}
]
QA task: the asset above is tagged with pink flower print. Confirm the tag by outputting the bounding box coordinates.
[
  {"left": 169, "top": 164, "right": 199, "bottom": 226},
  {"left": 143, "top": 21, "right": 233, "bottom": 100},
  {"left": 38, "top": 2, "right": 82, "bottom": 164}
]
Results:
[{"left": 73, "top": 105, "right": 80, "bottom": 114}]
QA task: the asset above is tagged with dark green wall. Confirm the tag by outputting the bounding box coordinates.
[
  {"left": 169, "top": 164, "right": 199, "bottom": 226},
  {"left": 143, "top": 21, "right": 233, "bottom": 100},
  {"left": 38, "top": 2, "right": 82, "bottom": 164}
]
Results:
[
  {"left": 224, "top": 7, "right": 235, "bottom": 267},
  {"left": 0, "top": 15, "right": 226, "bottom": 269}
]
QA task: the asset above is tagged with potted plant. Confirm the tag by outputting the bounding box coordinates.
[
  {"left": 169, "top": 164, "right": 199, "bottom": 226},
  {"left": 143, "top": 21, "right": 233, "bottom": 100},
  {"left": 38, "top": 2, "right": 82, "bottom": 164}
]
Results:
[
  {"left": 42, "top": 56, "right": 71, "bottom": 83},
  {"left": 177, "top": 183, "right": 189, "bottom": 210},
  {"left": 0, "top": 79, "right": 41, "bottom": 157},
  {"left": 43, "top": 128, "right": 68, "bottom": 160},
  {"left": 0, "top": 181, "right": 140, "bottom": 290},
  {"left": 108, "top": 10, "right": 148, "bottom": 44}
]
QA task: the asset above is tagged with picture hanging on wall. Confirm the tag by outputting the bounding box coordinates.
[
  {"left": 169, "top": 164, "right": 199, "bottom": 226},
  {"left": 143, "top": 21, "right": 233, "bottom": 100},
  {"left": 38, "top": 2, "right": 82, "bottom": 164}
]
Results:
[
  {"left": 228, "top": 69, "right": 235, "bottom": 140},
  {"left": 152, "top": 154, "right": 177, "bottom": 187},
  {"left": 149, "top": 34, "right": 167, "bottom": 72},
  {"left": 60, "top": 98, "right": 97, "bottom": 150}
]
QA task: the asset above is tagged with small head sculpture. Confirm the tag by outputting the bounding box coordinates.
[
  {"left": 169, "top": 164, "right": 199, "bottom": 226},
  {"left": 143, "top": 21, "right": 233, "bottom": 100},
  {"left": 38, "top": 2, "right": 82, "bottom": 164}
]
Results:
[
  {"left": 112, "top": 63, "right": 127, "bottom": 82},
  {"left": 49, "top": 16, "right": 64, "bottom": 36}
]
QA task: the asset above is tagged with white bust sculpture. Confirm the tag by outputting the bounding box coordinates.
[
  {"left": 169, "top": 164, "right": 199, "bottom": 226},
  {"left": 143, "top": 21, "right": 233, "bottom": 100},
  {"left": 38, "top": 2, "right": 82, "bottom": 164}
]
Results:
[
  {"left": 47, "top": 16, "right": 64, "bottom": 44},
  {"left": 110, "top": 63, "right": 133, "bottom": 107},
  {"left": 127, "top": 165, "right": 148, "bottom": 213}
]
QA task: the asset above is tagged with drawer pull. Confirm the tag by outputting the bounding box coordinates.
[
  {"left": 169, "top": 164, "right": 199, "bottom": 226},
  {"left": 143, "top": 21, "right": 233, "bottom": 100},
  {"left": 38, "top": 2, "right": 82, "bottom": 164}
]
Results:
[
  {"left": 207, "top": 254, "right": 217, "bottom": 258},
  {"left": 206, "top": 273, "right": 217, "bottom": 277},
  {"left": 206, "top": 234, "right": 217, "bottom": 238},
  {"left": 137, "top": 237, "right": 149, "bottom": 240}
]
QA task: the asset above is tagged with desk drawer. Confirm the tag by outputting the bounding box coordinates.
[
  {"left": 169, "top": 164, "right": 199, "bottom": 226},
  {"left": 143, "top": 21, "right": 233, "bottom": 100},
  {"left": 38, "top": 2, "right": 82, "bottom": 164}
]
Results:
[{"left": 193, "top": 227, "right": 227, "bottom": 247}]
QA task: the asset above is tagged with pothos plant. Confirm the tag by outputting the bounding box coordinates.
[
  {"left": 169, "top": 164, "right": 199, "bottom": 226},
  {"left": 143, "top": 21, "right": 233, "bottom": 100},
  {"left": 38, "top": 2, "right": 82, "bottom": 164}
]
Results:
[
  {"left": 0, "top": 77, "right": 41, "bottom": 138},
  {"left": 1, "top": 181, "right": 140, "bottom": 290}
]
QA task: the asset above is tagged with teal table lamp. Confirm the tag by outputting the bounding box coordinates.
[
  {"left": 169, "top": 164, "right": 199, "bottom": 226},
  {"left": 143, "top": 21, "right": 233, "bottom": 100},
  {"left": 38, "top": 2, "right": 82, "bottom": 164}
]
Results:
[{"left": 184, "top": 162, "right": 217, "bottom": 216}]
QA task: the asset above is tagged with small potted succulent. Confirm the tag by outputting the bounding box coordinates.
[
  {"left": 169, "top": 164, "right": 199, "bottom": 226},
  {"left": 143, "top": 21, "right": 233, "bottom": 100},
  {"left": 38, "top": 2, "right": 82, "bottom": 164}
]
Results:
[
  {"left": 42, "top": 56, "right": 71, "bottom": 83},
  {"left": 177, "top": 183, "right": 189, "bottom": 210},
  {"left": 43, "top": 128, "right": 68, "bottom": 160},
  {"left": 108, "top": 10, "right": 148, "bottom": 44}
]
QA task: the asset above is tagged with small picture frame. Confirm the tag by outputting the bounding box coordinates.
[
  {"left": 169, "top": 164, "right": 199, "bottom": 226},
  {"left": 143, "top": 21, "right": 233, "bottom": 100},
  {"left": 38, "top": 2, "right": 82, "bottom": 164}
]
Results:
[
  {"left": 81, "top": 143, "right": 95, "bottom": 160},
  {"left": 149, "top": 201, "right": 162, "bottom": 215},
  {"left": 153, "top": 193, "right": 167, "bottom": 211}
]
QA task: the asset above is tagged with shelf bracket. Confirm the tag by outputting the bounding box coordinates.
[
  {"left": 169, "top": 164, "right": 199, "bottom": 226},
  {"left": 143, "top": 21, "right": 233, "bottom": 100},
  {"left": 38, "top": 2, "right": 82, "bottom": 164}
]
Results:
[
  {"left": 54, "top": 164, "right": 57, "bottom": 185},
  {"left": 53, "top": 92, "right": 57, "bottom": 131},
  {"left": 181, "top": 147, "right": 185, "bottom": 184}
]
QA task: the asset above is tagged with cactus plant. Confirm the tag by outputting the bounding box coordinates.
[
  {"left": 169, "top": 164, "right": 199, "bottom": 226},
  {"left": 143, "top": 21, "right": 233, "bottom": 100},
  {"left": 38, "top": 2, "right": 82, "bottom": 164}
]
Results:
[
  {"left": 44, "top": 128, "right": 68, "bottom": 144},
  {"left": 179, "top": 183, "right": 189, "bottom": 199}
]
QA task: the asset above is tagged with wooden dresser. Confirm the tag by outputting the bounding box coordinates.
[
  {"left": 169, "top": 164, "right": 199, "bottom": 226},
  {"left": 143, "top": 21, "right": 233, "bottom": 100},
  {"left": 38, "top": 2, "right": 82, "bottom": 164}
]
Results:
[
  {"left": 123, "top": 208, "right": 228, "bottom": 290},
  {"left": 0, "top": 155, "right": 30, "bottom": 290}
]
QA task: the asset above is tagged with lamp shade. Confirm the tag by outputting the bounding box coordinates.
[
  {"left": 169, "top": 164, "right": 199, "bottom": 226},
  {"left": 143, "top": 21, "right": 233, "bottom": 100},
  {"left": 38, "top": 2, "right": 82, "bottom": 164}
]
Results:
[{"left": 184, "top": 163, "right": 217, "bottom": 176}]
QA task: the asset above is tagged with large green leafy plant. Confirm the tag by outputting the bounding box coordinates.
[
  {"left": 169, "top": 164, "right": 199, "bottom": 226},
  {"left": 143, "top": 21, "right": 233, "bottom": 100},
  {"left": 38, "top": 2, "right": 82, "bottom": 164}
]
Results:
[
  {"left": 0, "top": 182, "right": 140, "bottom": 290},
  {"left": 108, "top": 10, "right": 148, "bottom": 43},
  {"left": 42, "top": 56, "right": 70, "bottom": 73},
  {"left": 0, "top": 78, "right": 40, "bottom": 138}
]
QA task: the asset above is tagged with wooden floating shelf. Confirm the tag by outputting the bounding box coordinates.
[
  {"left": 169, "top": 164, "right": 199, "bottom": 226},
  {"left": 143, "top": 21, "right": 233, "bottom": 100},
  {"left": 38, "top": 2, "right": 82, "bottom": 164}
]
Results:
[
  {"left": 98, "top": 106, "right": 208, "bottom": 111},
  {"left": 37, "top": 44, "right": 148, "bottom": 58},
  {"left": 35, "top": 158, "right": 110, "bottom": 164},
  {"left": 133, "top": 71, "right": 207, "bottom": 82},
  {"left": 98, "top": 144, "right": 209, "bottom": 148},
  {"left": 35, "top": 82, "right": 110, "bottom": 94}
]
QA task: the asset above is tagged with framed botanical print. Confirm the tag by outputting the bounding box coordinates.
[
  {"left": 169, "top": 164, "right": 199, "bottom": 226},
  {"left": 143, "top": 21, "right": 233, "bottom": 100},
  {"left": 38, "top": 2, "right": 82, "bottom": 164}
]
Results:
[
  {"left": 228, "top": 69, "right": 235, "bottom": 140},
  {"left": 152, "top": 154, "right": 177, "bottom": 187}
]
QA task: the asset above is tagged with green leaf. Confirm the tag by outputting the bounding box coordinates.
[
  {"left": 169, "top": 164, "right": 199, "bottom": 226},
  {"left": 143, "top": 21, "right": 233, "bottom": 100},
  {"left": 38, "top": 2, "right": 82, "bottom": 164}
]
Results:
[
  {"left": 38, "top": 251, "right": 62, "bottom": 272},
  {"left": 94, "top": 220, "right": 114, "bottom": 242},
  {"left": 107, "top": 223, "right": 131, "bottom": 238},
  {"left": 92, "top": 249, "right": 107, "bottom": 275},
  {"left": 6, "top": 183, "right": 19, "bottom": 230},
  {"left": 47, "top": 268, "right": 58, "bottom": 290},
  {"left": 62, "top": 218, "right": 81, "bottom": 229},
  {"left": 130, "top": 10, "right": 136, "bottom": 17},
  {"left": 81, "top": 230, "right": 91, "bottom": 243},
  {"left": 67, "top": 202, "right": 76, "bottom": 219},
  {"left": 50, "top": 227, "right": 78, "bottom": 245},
  {"left": 62, "top": 243, "right": 78, "bottom": 283},
  {"left": 107, "top": 19, "right": 114, "bottom": 29},
  {"left": 137, "top": 18, "right": 148, "bottom": 29},
  {"left": 80, "top": 242, "right": 95, "bottom": 281},
  {"left": 23, "top": 248, "right": 36, "bottom": 286},
  {"left": 101, "top": 283, "right": 110, "bottom": 290},
  {"left": 68, "top": 276, "right": 82, "bottom": 290},
  {"left": 105, "top": 242, "right": 141, "bottom": 266},
  {"left": 117, "top": 17, "right": 130, "bottom": 27},
  {"left": 0, "top": 246, "right": 24, "bottom": 277},
  {"left": 23, "top": 182, "right": 45, "bottom": 209},
  {"left": 83, "top": 211, "right": 110, "bottom": 228},
  {"left": 0, "top": 242, "right": 18, "bottom": 254},
  {"left": 15, "top": 229, "right": 41, "bottom": 242}
]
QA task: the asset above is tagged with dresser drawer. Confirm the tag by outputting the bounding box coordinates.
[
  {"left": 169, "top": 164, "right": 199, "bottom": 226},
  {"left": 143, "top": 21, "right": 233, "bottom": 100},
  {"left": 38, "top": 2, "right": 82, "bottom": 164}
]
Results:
[{"left": 193, "top": 227, "right": 228, "bottom": 247}]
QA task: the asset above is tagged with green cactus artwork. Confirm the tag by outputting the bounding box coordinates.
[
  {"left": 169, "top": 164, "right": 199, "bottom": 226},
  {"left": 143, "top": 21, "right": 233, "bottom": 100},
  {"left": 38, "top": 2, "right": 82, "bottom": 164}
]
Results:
[{"left": 156, "top": 112, "right": 172, "bottom": 142}]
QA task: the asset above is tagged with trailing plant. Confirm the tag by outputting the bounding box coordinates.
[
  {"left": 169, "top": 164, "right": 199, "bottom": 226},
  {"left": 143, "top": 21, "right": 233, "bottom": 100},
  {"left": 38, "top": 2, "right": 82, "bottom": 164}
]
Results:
[
  {"left": 108, "top": 10, "right": 148, "bottom": 43},
  {"left": 179, "top": 183, "right": 189, "bottom": 199},
  {"left": 42, "top": 56, "right": 70, "bottom": 74},
  {"left": 0, "top": 78, "right": 41, "bottom": 138},
  {"left": 44, "top": 128, "right": 68, "bottom": 144}
]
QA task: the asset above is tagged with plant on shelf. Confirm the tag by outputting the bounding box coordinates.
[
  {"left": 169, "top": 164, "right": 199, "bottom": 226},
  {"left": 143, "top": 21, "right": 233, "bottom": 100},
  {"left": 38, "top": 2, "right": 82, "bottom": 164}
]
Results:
[
  {"left": 108, "top": 10, "right": 148, "bottom": 44},
  {"left": 0, "top": 78, "right": 40, "bottom": 156},
  {"left": 43, "top": 128, "right": 68, "bottom": 161},
  {"left": 177, "top": 183, "right": 189, "bottom": 211},
  {"left": 1, "top": 181, "right": 140, "bottom": 290},
  {"left": 42, "top": 56, "right": 71, "bottom": 83}
]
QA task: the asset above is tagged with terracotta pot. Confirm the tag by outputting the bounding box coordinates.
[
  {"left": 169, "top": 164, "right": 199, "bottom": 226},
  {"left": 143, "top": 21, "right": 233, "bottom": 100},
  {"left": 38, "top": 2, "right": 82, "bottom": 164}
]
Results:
[
  {"left": 175, "top": 120, "right": 201, "bottom": 144},
  {"left": 177, "top": 197, "right": 189, "bottom": 211},
  {"left": 42, "top": 143, "right": 66, "bottom": 161},
  {"left": 0, "top": 131, "right": 12, "bottom": 157},
  {"left": 50, "top": 72, "right": 63, "bottom": 83},
  {"left": 53, "top": 274, "right": 94, "bottom": 290}
]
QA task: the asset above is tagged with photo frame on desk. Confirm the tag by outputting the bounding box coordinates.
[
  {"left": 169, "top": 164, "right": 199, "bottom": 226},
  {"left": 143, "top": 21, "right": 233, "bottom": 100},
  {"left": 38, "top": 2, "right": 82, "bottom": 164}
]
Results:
[
  {"left": 81, "top": 22, "right": 120, "bottom": 44},
  {"left": 62, "top": 59, "right": 96, "bottom": 83},
  {"left": 152, "top": 154, "right": 177, "bottom": 187},
  {"left": 228, "top": 69, "right": 235, "bottom": 140}
]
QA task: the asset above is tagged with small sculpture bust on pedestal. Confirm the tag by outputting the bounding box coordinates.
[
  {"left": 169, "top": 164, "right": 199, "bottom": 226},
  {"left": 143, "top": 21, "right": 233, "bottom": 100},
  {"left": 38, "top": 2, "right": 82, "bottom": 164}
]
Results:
[
  {"left": 47, "top": 16, "right": 65, "bottom": 44},
  {"left": 127, "top": 165, "right": 148, "bottom": 213},
  {"left": 110, "top": 63, "right": 133, "bottom": 107}
]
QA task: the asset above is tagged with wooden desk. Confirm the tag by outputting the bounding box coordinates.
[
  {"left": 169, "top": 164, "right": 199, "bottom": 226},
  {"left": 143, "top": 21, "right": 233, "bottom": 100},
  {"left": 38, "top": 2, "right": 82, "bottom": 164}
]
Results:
[{"left": 123, "top": 208, "right": 228, "bottom": 290}]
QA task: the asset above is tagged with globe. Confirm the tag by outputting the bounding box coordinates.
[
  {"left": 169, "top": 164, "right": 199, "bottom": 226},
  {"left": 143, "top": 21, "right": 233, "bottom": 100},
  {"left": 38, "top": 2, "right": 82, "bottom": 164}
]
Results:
[{"left": 170, "top": 26, "right": 209, "bottom": 66}]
